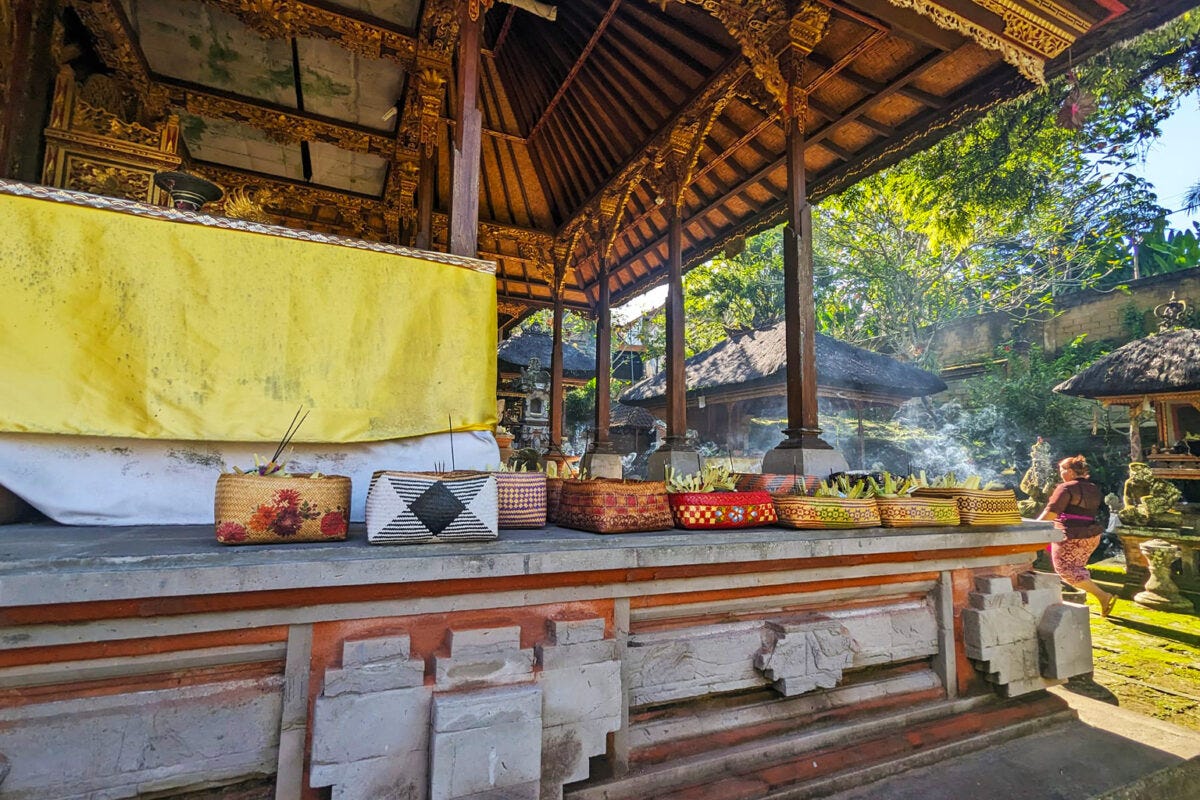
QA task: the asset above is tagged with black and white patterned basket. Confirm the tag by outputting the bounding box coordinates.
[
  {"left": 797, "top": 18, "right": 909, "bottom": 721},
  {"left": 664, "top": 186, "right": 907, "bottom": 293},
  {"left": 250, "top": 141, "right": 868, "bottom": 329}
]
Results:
[{"left": 366, "top": 471, "right": 499, "bottom": 544}]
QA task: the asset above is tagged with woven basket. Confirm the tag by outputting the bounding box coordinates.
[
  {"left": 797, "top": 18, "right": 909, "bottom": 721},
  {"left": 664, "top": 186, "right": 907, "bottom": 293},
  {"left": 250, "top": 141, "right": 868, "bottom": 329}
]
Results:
[
  {"left": 556, "top": 479, "right": 673, "bottom": 534},
  {"left": 215, "top": 473, "right": 350, "bottom": 545},
  {"left": 912, "top": 487, "right": 1022, "bottom": 526},
  {"left": 773, "top": 495, "right": 881, "bottom": 529},
  {"left": 875, "top": 496, "right": 960, "bottom": 528},
  {"left": 496, "top": 471, "right": 547, "bottom": 529},
  {"left": 668, "top": 490, "right": 777, "bottom": 530},
  {"left": 546, "top": 477, "right": 564, "bottom": 523},
  {"left": 366, "top": 471, "right": 498, "bottom": 544},
  {"left": 734, "top": 473, "right": 820, "bottom": 495}
]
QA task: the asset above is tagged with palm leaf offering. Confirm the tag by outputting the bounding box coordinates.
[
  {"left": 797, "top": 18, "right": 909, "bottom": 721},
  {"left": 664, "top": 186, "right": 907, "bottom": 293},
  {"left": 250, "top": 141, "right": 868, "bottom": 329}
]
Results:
[{"left": 665, "top": 464, "right": 738, "bottom": 494}]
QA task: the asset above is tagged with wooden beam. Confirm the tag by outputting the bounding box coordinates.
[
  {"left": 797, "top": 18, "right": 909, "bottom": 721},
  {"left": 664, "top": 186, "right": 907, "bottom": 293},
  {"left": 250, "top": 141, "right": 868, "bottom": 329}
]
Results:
[
  {"left": 449, "top": 4, "right": 483, "bottom": 256},
  {"left": 664, "top": 206, "right": 687, "bottom": 444},
  {"left": 528, "top": 0, "right": 623, "bottom": 140},
  {"left": 594, "top": 259, "right": 613, "bottom": 446}
]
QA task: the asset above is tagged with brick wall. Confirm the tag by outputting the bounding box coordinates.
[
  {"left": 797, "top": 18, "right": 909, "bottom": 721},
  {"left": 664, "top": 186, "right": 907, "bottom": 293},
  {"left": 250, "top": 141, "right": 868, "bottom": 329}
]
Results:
[{"left": 931, "top": 267, "right": 1200, "bottom": 369}]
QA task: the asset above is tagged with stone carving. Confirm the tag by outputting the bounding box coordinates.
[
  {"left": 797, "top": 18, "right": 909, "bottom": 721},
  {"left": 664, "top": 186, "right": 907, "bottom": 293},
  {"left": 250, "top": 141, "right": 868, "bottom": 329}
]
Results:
[
  {"left": 1017, "top": 437, "right": 1058, "bottom": 518},
  {"left": 754, "top": 616, "right": 853, "bottom": 696},
  {"left": 962, "top": 571, "right": 1093, "bottom": 697},
  {"left": 1119, "top": 462, "right": 1182, "bottom": 528},
  {"left": 1134, "top": 539, "right": 1193, "bottom": 612},
  {"left": 1154, "top": 291, "right": 1193, "bottom": 331},
  {"left": 311, "top": 619, "right": 620, "bottom": 800}
]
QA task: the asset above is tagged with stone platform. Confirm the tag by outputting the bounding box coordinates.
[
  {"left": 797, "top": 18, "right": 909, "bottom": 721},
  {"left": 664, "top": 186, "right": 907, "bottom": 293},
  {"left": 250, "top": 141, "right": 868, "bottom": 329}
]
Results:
[{"left": 0, "top": 521, "right": 1086, "bottom": 800}]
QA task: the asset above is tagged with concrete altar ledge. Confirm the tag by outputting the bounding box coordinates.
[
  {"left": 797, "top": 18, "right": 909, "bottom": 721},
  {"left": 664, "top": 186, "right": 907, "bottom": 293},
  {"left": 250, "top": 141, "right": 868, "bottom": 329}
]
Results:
[{"left": 0, "top": 521, "right": 1057, "bottom": 607}]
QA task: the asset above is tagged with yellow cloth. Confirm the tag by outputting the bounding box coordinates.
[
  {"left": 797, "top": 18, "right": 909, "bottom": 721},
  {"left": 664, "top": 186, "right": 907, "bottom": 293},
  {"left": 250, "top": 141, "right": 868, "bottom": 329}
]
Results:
[{"left": 0, "top": 191, "right": 497, "bottom": 442}]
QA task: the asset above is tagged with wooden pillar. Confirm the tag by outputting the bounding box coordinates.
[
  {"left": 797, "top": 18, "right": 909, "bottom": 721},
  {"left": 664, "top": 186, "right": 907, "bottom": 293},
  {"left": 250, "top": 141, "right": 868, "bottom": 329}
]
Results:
[
  {"left": 594, "top": 260, "right": 612, "bottom": 447},
  {"left": 549, "top": 262, "right": 566, "bottom": 449},
  {"left": 1129, "top": 404, "right": 1143, "bottom": 463},
  {"left": 448, "top": 5, "right": 482, "bottom": 257},
  {"left": 415, "top": 146, "right": 435, "bottom": 250},
  {"left": 664, "top": 206, "right": 687, "bottom": 445},
  {"left": 778, "top": 113, "right": 827, "bottom": 451},
  {"left": 857, "top": 403, "right": 866, "bottom": 470}
]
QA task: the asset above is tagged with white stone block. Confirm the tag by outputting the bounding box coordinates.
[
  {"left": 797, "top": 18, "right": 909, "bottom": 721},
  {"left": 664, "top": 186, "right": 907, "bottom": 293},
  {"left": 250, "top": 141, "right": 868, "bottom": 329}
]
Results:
[
  {"left": 448, "top": 626, "right": 523, "bottom": 656},
  {"left": 756, "top": 618, "right": 852, "bottom": 697},
  {"left": 434, "top": 649, "right": 536, "bottom": 690},
  {"left": 541, "top": 661, "right": 622, "bottom": 730},
  {"left": 974, "top": 575, "right": 1014, "bottom": 594},
  {"left": 323, "top": 657, "right": 426, "bottom": 696},
  {"left": 432, "top": 684, "right": 542, "bottom": 733},
  {"left": 1018, "top": 571, "right": 1061, "bottom": 592},
  {"left": 962, "top": 605, "right": 1036, "bottom": 651},
  {"left": 342, "top": 635, "right": 413, "bottom": 667},
  {"left": 537, "top": 639, "right": 618, "bottom": 670},
  {"left": 430, "top": 686, "right": 542, "bottom": 800},
  {"left": 548, "top": 617, "right": 606, "bottom": 645},
  {"left": 311, "top": 685, "right": 430, "bottom": 765},
  {"left": 1038, "top": 602, "right": 1093, "bottom": 680},
  {"left": 311, "top": 752, "right": 427, "bottom": 800},
  {"left": 1021, "top": 587, "right": 1063, "bottom": 622},
  {"left": 969, "top": 590, "right": 1022, "bottom": 610}
]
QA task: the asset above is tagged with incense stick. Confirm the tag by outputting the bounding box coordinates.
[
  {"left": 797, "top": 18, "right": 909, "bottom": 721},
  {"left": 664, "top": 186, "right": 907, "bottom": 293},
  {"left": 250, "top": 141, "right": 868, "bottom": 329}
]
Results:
[{"left": 448, "top": 414, "right": 456, "bottom": 471}]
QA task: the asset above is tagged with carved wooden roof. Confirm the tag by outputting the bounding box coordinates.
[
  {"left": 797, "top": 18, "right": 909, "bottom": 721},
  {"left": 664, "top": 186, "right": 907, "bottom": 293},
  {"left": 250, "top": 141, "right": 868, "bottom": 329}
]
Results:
[{"left": 66, "top": 0, "right": 1188, "bottom": 327}]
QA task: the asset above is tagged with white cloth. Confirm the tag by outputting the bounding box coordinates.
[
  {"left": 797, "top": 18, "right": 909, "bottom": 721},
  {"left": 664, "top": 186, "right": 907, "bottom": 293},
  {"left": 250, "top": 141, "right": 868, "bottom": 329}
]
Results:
[{"left": 0, "top": 432, "right": 499, "bottom": 525}]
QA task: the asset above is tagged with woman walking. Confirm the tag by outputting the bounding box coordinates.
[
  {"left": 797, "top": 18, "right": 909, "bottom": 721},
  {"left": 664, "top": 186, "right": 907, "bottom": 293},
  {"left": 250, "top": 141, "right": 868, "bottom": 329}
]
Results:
[{"left": 1038, "top": 455, "right": 1119, "bottom": 617}]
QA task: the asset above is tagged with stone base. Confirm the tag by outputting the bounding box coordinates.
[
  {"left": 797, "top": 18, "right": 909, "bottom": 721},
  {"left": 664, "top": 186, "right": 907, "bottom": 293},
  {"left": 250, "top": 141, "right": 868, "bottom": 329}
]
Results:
[
  {"left": 1133, "top": 590, "right": 1194, "bottom": 613},
  {"left": 580, "top": 451, "right": 623, "bottom": 479},
  {"left": 761, "top": 445, "right": 848, "bottom": 478},
  {"left": 646, "top": 446, "right": 703, "bottom": 481}
]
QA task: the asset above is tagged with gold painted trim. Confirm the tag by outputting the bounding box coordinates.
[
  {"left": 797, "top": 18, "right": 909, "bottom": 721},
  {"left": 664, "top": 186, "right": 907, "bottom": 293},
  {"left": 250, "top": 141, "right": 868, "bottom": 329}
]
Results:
[{"left": 884, "top": 0, "right": 1047, "bottom": 85}]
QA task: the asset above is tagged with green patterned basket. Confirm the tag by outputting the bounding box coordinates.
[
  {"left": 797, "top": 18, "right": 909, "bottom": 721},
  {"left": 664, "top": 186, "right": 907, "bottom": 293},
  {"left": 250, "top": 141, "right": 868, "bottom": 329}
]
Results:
[
  {"left": 773, "top": 495, "right": 881, "bottom": 529},
  {"left": 875, "top": 496, "right": 960, "bottom": 527}
]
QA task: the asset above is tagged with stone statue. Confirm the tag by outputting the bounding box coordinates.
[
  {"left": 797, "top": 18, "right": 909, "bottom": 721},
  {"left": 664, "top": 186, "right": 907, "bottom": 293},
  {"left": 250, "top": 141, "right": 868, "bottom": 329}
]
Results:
[
  {"left": 1117, "top": 462, "right": 1182, "bottom": 528},
  {"left": 1018, "top": 437, "right": 1059, "bottom": 518}
]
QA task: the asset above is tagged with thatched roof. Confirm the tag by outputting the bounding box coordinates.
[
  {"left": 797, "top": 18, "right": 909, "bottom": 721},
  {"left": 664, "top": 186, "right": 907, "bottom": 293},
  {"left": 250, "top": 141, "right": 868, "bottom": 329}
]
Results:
[
  {"left": 620, "top": 322, "right": 945, "bottom": 405},
  {"left": 1054, "top": 328, "right": 1200, "bottom": 399},
  {"left": 611, "top": 403, "right": 660, "bottom": 430},
  {"left": 497, "top": 328, "right": 594, "bottom": 379}
]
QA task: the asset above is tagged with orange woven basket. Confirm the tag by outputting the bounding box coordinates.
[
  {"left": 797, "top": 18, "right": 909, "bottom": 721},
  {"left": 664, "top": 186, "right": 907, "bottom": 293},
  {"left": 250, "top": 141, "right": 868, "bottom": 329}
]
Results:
[
  {"left": 215, "top": 473, "right": 351, "bottom": 545},
  {"left": 556, "top": 479, "right": 673, "bottom": 534}
]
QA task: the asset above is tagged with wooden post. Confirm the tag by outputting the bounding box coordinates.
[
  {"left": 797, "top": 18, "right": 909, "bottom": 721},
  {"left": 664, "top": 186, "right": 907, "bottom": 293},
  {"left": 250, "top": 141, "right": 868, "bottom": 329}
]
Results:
[
  {"left": 448, "top": 5, "right": 482, "bottom": 257},
  {"left": 778, "top": 112, "right": 827, "bottom": 451},
  {"left": 549, "top": 261, "right": 566, "bottom": 449},
  {"left": 1129, "top": 404, "right": 1143, "bottom": 463},
  {"left": 594, "top": 260, "right": 612, "bottom": 447},
  {"left": 415, "top": 146, "right": 435, "bottom": 250},
  {"left": 857, "top": 403, "right": 866, "bottom": 469},
  {"left": 664, "top": 205, "right": 686, "bottom": 445}
]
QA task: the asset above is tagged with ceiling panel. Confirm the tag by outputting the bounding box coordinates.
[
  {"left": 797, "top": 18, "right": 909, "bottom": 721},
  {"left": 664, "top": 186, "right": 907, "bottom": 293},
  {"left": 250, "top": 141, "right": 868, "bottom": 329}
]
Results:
[
  {"left": 323, "top": 0, "right": 423, "bottom": 30},
  {"left": 307, "top": 141, "right": 389, "bottom": 195},
  {"left": 180, "top": 113, "right": 305, "bottom": 180},
  {"left": 296, "top": 37, "right": 405, "bottom": 130},
  {"left": 123, "top": 0, "right": 297, "bottom": 107}
]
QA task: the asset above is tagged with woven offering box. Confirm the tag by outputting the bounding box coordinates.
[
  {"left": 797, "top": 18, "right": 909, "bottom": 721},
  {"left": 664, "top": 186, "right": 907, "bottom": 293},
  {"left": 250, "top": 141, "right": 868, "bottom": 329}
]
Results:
[
  {"left": 773, "top": 495, "right": 881, "bottom": 530},
  {"left": 495, "top": 471, "right": 547, "bottom": 528},
  {"left": 556, "top": 479, "right": 673, "bottom": 534},
  {"left": 366, "top": 471, "right": 498, "bottom": 544},
  {"left": 546, "top": 477, "right": 564, "bottom": 523},
  {"left": 215, "top": 473, "right": 350, "bottom": 545},
  {"left": 668, "top": 490, "right": 777, "bottom": 530},
  {"left": 734, "top": 473, "right": 820, "bottom": 495},
  {"left": 875, "top": 496, "right": 960, "bottom": 527},
  {"left": 912, "top": 487, "right": 1022, "bottom": 525}
]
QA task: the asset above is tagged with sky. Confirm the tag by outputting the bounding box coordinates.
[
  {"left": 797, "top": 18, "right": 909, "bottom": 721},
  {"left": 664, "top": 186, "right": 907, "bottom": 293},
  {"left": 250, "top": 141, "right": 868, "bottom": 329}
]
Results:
[{"left": 611, "top": 95, "right": 1200, "bottom": 323}]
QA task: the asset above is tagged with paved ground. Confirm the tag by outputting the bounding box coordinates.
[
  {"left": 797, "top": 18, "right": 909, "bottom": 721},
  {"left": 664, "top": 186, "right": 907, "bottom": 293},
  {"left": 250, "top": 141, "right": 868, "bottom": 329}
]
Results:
[{"left": 822, "top": 566, "right": 1200, "bottom": 800}]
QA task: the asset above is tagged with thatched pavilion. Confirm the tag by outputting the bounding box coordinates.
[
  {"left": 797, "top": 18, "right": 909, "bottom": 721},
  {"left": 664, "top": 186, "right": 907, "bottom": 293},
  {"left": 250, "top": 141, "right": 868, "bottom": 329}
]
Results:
[
  {"left": 1055, "top": 295, "right": 1200, "bottom": 474},
  {"left": 621, "top": 321, "right": 946, "bottom": 459}
]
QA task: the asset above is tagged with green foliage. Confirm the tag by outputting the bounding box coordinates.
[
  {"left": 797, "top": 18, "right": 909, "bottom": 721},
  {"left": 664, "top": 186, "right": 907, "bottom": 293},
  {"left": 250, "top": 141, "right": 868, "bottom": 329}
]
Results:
[
  {"left": 1120, "top": 301, "right": 1148, "bottom": 338},
  {"left": 564, "top": 377, "right": 630, "bottom": 439}
]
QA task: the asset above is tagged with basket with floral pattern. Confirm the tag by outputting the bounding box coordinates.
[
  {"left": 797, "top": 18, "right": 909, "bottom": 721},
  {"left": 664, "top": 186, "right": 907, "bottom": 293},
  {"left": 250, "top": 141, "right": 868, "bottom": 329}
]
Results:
[
  {"left": 556, "top": 479, "right": 673, "bottom": 534},
  {"left": 215, "top": 472, "right": 350, "bottom": 544},
  {"left": 666, "top": 465, "right": 777, "bottom": 530}
]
